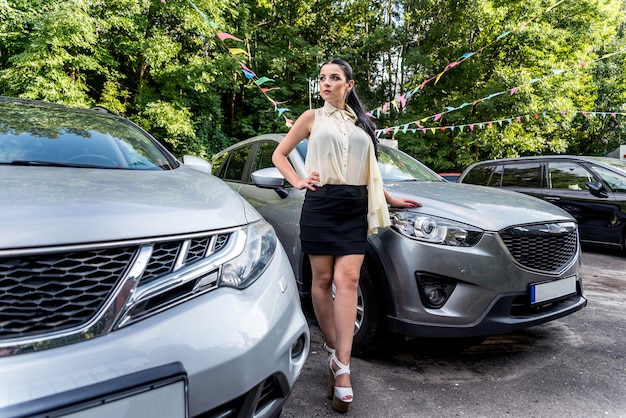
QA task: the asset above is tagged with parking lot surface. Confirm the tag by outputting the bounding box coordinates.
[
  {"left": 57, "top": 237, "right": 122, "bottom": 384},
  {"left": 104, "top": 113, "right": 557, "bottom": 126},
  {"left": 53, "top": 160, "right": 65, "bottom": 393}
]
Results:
[{"left": 282, "top": 247, "right": 626, "bottom": 417}]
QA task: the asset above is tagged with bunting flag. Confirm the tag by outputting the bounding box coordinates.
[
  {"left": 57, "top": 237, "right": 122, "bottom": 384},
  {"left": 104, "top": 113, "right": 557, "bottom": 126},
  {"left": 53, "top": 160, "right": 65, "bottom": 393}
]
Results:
[{"left": 375, "top": 110, "right": 626, "bottom": 137}]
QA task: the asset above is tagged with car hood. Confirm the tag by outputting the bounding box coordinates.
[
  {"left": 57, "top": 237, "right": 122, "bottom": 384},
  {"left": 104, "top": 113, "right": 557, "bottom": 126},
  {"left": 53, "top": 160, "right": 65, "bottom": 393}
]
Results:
[
  {"left": 385, "top": 181, "right": 574, "bottom": 231},
  {"left": 0, "top": 166, "right": 257, "bottom": 249}
]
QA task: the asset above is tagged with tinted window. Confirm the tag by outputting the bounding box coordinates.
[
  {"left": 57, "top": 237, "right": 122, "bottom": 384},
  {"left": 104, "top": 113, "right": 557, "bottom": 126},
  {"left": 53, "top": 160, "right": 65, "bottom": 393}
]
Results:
[
  {"left": 463, "top": 165, "right": 495, "bottom": 185},
  {"left": 548, "top": 162, "right": 595, "bottom": 190},
  {"left": 501, "top": 162, "right": 542, "bottom": 187},
  {"left": 591, "top": 165, "right": 626, "bottom": 192},
  {"left": 223, "top": 145, "right": 251, "bottom": 182},
  {"left": 251, "top": 141, "right": 276, "bottom": 174},
  {"left": 212, "top": 151, "right": 229, "bottom": 176}
]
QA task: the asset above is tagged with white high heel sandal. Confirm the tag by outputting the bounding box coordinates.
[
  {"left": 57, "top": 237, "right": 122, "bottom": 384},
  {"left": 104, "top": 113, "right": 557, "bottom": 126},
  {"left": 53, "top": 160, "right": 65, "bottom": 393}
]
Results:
[{"left": 328, "top": 350, "right": 353, "bottom": 412}]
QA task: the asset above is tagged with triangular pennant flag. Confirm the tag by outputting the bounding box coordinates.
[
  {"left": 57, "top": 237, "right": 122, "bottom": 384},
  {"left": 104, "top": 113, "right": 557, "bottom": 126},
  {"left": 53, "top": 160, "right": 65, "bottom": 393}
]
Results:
[
  {"left": 459, "top": 52, "right": 475, "bottom": 60},
  {"left": 255, "top": 76, "right": 274, "bottom": 85},
  {"left": 240, "top": 63, "right": 256, "bottom": 78},
  {"left": 261, "top": 87, "right": 280, "bottom": 93},
  {"left": 277, "top": 108, "right": 289, "bottom": 116},
  {"left": 217, "top": 32, "right": 243, "bottom": 42},
  {"left": 496, "top": 31, "right": 511, "bottom": 41},
  {"left": 229, "top": 48, "right": 248, "bottom": 56},
  {"left": 398, "top": 95, "right": 407, "bottom": 108}
]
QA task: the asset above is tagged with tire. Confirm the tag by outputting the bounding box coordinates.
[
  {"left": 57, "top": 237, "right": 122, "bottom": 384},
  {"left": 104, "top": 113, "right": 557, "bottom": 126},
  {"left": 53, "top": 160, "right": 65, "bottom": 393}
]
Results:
[{"left": 350, "top": 260, "right": 389, "bottom": 357}]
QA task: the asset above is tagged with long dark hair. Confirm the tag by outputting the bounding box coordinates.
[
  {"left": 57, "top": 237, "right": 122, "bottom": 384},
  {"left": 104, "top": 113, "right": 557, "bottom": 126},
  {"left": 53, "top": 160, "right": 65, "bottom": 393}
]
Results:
[{"left": 321, "top": 58, "right": 379, "bottom": 156}]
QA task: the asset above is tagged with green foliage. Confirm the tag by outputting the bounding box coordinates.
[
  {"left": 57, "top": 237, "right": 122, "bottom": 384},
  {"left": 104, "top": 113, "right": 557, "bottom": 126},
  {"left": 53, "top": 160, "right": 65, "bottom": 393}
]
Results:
[{"left": 0, "top": 0, "right": 624, "bottom": 168}]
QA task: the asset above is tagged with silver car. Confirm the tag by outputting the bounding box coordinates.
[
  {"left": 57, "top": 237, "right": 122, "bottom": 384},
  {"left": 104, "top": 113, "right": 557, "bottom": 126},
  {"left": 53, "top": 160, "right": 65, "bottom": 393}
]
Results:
[
  {"left": 213, "top": 134, "right": 587, "bottom": 356},
  {"left": 0, "top": 98, "right": 309, "bottom": 417}
]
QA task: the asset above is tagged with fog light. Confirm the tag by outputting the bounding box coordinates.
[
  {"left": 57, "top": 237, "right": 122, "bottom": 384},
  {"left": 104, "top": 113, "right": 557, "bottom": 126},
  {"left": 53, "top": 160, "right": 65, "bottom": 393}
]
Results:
[
  {"left": 427, "top": 288, "right": 445, "bottom": 305},
  {"left": 415, "top": 272, "right": 457, "bottom": 309},
  {"left": 291, "top": 333, "right": 307, "bottom": 359}
]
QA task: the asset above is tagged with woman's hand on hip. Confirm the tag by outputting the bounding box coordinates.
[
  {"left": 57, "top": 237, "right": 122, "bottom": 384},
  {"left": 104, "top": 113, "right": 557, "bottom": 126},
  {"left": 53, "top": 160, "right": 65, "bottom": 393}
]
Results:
[{"left": 296, "top": 171, "right": 321, "bottom": 190}]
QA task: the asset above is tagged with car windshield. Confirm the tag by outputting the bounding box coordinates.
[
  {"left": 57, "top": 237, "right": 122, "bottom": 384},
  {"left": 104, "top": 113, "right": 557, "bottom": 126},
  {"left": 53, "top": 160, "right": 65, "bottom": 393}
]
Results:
[
  {"left": 588, "top": 156, "right": 626, "bottom": 174},
  {"left": 0, "top": 99, "right": 176, "bottom": 170},
  {"left": 296, "top": 139, "right": 442, "bottom": 182}
]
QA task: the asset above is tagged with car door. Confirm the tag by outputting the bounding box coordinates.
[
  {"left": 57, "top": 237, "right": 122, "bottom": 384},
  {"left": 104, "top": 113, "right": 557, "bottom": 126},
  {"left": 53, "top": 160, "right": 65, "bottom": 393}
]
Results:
[
  {"left": 544, "top": 160, "right": 620, "bottom": 246},
  {"left": 237, "top": 140, "right": 305, "bottom": 272}
]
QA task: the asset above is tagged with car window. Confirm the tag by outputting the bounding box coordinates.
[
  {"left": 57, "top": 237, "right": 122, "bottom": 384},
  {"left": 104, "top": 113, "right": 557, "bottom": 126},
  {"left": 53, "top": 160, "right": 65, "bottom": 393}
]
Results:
[
  {"left": 250, "top": 141, "right": 276, "bottom": 174},
  {"left": 463, "top": 165, "right": 496, "bottom": 186},
  {"left": 591, "top": 165, "right": 626, "bottom": 192},
  {"left": 501, "top": 162, "right": 542, "bottom": 187},
  {"left": 548, "top": 162, "right": 595, "bottom": 190},
  {"left": 223, "top": 145, "right": 251, "bottom": 182},
  {"left": 212, "top": 151, "right": 229, "bottom": 177}
]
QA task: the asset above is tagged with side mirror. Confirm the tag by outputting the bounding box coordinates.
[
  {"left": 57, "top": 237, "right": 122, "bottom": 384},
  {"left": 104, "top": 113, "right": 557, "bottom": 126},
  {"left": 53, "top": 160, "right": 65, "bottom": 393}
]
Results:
[
  {"left": 251, "top": 167, "right": 289, "bottom": 198},
  {"left": 585, "top": 181, "right": 608, "bottom": 198},
  {"left": 183, "top": 155, "right": 212, "bottom": 174}
]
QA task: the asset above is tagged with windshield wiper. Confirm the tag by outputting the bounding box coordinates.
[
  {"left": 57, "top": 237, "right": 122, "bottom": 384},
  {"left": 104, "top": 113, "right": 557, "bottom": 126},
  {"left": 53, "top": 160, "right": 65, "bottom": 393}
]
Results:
[{"left": 8, "top": 160, "right": 106, "bottom": 169}]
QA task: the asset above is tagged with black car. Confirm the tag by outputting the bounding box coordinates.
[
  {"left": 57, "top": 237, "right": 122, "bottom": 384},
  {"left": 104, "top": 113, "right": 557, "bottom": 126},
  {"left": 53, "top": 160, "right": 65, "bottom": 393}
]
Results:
[{"left": 459, "top": 155, "right": 626, "bottom": 250}]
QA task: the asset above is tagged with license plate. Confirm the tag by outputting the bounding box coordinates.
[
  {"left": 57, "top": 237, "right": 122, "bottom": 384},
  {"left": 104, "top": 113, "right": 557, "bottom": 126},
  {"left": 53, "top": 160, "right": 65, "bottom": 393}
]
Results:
[
  {"left": 60, "top": 378, "right": 187, "bottom": 418},
  {"left": 530, "top": 276, "right": 577, "bottom": 305}
]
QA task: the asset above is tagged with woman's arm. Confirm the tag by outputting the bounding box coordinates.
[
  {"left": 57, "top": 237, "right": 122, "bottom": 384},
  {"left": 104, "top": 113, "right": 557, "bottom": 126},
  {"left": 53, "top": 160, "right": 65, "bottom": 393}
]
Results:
[
  {"left": 272, "top": 109, "right": 319, "bottom": 190},
  {"left": 384, "top": 189, "right": 422, "bottom": 208}
]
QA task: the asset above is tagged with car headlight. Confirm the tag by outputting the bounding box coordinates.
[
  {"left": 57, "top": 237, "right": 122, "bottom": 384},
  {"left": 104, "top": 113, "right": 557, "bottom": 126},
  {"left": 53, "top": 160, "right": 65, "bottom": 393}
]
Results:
[
  {"left": 390, "top": 211, "right": 483, "bottom": 246},
  {"left": 219, "top": 220, "right": 277, "bottom": 288}
]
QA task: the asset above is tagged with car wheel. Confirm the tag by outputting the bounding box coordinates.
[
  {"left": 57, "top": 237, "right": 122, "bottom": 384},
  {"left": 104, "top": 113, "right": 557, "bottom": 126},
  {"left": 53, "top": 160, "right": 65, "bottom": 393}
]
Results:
[{"left": 334, "top": 259, "right": 388, "bottom": 357}]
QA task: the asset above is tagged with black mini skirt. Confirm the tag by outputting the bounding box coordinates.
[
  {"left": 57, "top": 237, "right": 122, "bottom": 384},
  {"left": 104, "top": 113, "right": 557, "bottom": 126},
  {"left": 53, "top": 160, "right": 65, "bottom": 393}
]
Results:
[{"left": 300, "top": 184, "right": 368, "bottom": 255}]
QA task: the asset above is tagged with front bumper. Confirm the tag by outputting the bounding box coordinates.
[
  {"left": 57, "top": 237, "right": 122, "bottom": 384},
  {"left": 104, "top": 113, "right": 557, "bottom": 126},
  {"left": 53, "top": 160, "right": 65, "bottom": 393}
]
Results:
[
  {"left": 0, "top": 247, "right": 310, "bottom": 418},
  {"left": 372, "top": 229, "right": 586, "bottom": 338}
]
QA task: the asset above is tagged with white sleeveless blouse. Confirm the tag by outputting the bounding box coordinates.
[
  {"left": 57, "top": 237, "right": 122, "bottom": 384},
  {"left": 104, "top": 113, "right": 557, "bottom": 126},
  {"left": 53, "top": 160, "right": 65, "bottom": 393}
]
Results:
[{"left": 306, "top": 102, "right": 391, "bottom": 234}]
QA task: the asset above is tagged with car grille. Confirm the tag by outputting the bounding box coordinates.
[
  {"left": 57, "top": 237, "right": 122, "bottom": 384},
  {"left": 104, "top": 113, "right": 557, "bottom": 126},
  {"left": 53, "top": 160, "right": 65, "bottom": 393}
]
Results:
[
  {"left": 196, "top": 375, "right": 287, "bottom": 418},
  {"left": 499, "top": 222, "right": 578, "bottom": 272},
  {"left": 0, "top": 232, "right": 231, "bottom": 343}
]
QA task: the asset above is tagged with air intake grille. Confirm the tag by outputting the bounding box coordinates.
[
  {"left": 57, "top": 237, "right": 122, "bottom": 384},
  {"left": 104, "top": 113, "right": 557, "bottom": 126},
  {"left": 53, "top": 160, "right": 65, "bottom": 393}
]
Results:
[
  {"left": 499, "top": 222, "right": 578, "bottom": 272},
  {"left": 0, "top": 247, "right": 136, "bottom": 338}
]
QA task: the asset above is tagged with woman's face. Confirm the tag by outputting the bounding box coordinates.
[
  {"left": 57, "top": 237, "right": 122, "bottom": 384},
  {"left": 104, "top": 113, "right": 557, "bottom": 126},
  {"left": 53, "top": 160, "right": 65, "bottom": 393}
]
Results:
[{"left": 319, "top": 63, "right": 354, "bottom": 105}]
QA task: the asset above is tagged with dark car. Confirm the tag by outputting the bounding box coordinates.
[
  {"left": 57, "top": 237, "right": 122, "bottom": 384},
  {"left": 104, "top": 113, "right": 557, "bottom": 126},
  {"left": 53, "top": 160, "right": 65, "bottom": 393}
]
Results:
[
  {"left": 459, "top": 155, "right": 626, "bottom": 250},
  {"left": 213, "top": 134, "right": 587, "bottom": 356}
]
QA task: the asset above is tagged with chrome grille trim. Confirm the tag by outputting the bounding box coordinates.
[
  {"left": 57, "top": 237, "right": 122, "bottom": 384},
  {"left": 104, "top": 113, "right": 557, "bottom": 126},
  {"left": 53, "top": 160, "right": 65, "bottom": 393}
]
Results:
[
  {"left": 499, "top": 222, "right": 579, "bottom": 273},
  {"left": 0, "top": 227, "right": 242, "bottom": 356}
]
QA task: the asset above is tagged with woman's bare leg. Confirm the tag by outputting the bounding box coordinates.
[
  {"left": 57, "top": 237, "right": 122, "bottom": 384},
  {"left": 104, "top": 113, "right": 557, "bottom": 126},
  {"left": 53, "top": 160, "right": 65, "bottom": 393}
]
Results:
[
  {"left": 331, "top": 254, "right": 364, "bottom": 389},
  {"left": 309, "top": 255, "right": 337, "bottom": 349}
]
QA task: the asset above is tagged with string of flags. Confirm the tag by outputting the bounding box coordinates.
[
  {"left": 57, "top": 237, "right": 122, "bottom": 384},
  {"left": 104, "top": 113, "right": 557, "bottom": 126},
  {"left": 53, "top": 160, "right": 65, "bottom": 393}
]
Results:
[
  {"left": 183, "top": 0, "right": 294, "bottom": 127},
  {"left": 368, "top": 0, "right": 570, "bottom": 118},
  {"left": 376, "top": 110, "right": 626, "bottom": 137},
  {"left": 173, "top": 0, "right": 623, "bottom": 138},
  {"left": 375, "top": 47, "right": 626, "bottom": 136}
]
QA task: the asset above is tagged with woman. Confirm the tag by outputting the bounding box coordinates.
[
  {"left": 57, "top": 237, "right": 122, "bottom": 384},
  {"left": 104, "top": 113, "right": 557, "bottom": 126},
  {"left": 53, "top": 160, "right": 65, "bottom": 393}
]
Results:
[{"left": 272, "top": 58, "right": 420, "bottom": 413}]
